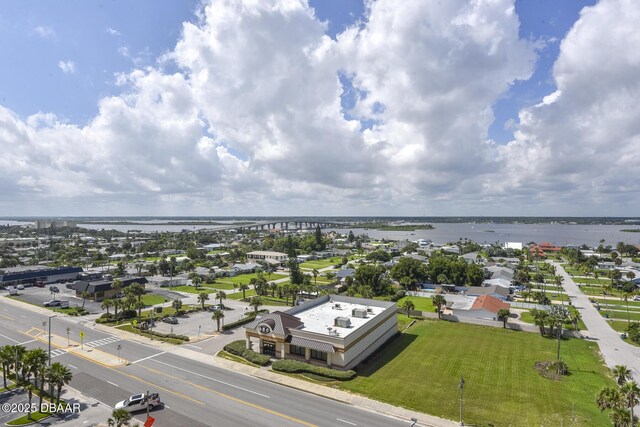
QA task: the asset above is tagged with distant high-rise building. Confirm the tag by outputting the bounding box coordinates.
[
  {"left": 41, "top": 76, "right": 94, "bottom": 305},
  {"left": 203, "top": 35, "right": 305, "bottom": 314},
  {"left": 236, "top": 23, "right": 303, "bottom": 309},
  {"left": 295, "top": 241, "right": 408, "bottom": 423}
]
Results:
[{"left": 33, "top": 220, "right": 77, "bottom": 229}]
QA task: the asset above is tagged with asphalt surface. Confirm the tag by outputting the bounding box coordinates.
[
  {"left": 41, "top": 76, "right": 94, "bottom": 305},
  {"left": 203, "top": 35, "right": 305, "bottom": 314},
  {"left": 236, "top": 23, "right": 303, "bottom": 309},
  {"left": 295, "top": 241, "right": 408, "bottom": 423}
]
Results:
[
  {"left": 0, "top": 300, "right": 411, "bottom": 427},
  {"left": 552, "top": 261, "right": 640, "bottom": 378}
]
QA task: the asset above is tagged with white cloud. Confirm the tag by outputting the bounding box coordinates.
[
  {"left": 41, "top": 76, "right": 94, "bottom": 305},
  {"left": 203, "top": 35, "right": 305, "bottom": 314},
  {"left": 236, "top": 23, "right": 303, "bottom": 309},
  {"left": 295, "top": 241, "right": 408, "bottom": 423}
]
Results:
[
  {"left": 5, "top": 0, "right": 636, "bottom": 215},
  {"left": 106, "top": 27, "right": 121, "bottom": 36},
  {"left": 493, "top": 0, "right": 640, "bottom": 214},
  {"left": 33, "top": 26, "right": 55, "bottom": 39},
  {"left": 58, "top": 60, "right": 76, "bottom": 74}
]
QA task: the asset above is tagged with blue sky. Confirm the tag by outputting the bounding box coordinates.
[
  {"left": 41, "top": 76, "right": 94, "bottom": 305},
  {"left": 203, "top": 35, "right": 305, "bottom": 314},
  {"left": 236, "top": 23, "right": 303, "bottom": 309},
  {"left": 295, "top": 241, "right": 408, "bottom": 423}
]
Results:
[
  {"left": 0, "top": 0, "right": 637, "bottom": 216},
  {"left": 0, "top": 0, "right": 590, "bottom": 141}
]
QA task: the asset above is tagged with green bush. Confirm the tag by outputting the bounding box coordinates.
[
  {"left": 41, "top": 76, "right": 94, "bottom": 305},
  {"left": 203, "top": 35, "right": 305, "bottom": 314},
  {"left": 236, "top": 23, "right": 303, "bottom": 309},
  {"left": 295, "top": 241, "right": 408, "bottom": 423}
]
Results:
[
  {"left": 627, "top": 322, "right": 640, "bottom": 344},
  {"left": 272, "top": 360, "right": 356, "bottom": 380},
  {"left": 131, "top": 323, "right": 190, "bottom": 341},
  {"left": 222, "top": 310, "right": 269, "bottom": 331},
  {"left": 224, "top": 340, "right": 247, "bottom": 356},
  {"left": 223, "top": 340, "right": 270, "bottom": 366}
]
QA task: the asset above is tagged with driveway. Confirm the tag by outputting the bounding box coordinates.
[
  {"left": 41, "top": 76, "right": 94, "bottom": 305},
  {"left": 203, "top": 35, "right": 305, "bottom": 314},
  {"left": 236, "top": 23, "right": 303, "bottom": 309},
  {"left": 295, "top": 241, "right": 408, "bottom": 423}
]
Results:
[{"left": 551, "top": 261, "right": 640, "bottom": 379}]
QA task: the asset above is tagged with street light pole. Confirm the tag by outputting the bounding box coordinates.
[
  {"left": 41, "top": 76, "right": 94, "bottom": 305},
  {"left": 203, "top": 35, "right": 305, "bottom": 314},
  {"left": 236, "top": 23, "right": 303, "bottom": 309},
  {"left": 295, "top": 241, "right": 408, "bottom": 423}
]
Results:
[{"left": 459, "top": 376, "right": 465, "bottom": 426}]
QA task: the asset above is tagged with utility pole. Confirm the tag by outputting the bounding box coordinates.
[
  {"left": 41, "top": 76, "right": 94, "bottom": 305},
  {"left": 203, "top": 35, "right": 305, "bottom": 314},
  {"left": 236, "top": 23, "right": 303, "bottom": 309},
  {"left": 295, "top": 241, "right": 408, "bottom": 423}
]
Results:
[
  {"left": 146, "top": 389, "right": 150, "bottom": 419},
  {"left": 458, "top": 376, "right": 465, "bottom": 426}
]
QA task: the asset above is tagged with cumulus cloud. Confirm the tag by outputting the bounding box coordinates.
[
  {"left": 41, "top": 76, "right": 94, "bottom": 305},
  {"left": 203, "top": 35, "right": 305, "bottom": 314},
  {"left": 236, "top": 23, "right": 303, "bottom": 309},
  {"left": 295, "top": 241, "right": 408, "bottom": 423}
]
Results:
[
  {"left": 58, "top": 60, "right": 76, "bottom": 74},
  {"left": 494, "top": 0, "right": 640, "bottom": 214},
  {"left": 106, "top": 27, "right": 121, "bottom": 36},
  {"left": 6, "top": 0, "right": 632, "bottom": 215},
  {"left": 33, "top": 25, "right": 55, "bottom": 39}
]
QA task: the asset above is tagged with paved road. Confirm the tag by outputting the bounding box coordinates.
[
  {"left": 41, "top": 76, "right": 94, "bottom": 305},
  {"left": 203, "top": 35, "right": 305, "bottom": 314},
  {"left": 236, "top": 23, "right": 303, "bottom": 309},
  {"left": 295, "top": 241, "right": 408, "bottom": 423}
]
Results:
[
  {"left": 0, "top": 299, "right": 415, "bottom": 427},
  {"left": 551, "top": 261, "right": 640, "bottom": 379}
]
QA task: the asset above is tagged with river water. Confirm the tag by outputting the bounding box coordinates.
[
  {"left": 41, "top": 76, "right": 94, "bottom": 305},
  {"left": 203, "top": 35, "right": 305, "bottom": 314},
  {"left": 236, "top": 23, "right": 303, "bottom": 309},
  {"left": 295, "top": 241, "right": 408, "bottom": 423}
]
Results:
[{"left": 2, "top": 219, "right": 639, "bottom": 247}]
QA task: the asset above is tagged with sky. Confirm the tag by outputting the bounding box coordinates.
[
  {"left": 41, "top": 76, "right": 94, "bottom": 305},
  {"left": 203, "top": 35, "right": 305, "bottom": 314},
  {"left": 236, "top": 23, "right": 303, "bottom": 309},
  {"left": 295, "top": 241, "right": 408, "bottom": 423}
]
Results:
[{"left": 0, "top": 0, "right": 637, "bottom": 217}]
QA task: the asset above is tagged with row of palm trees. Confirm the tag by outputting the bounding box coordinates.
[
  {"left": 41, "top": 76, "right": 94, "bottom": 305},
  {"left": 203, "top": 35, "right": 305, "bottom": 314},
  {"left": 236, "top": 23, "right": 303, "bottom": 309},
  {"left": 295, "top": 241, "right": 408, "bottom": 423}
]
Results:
[
  {"left": 99, "top": 281, "right": 146, "bottom": 322},
  {"left": 597, "top": 365, "right": 639, "bottom": 426},
  {"left": 0, "top": 345, "right": 72, "bottom": 421}
]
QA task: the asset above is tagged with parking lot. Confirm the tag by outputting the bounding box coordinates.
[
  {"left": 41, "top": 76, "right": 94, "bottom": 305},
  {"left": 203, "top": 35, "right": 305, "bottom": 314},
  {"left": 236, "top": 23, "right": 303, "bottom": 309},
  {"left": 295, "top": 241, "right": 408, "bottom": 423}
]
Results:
[
  {"left": 151, "top": 303, "right": 250, "bottom": 337},
  {"left": 2, "top": 284, "right": 103, "bottom": 314}
]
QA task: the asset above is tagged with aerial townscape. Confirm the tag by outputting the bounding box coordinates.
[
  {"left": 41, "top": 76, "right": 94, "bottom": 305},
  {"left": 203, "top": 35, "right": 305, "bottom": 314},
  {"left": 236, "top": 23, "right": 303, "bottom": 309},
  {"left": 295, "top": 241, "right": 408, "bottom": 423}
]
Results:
[
  {"left": 0, "top": 217, "right": 639, "bottom": 426},
  {"left": 1, "top": 0, "right": 639, "bottom": 426}
]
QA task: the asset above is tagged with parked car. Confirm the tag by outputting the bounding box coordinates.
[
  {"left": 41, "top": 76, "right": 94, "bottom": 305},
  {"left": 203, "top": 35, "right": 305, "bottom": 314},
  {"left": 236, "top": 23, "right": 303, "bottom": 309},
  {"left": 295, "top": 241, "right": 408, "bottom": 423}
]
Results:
[
  {"left": 620, "top": 332, "right": 628, "bottom": 339},
  {"left": 634, "top": 295, "right": 640, "bottom": 302},
  {"left": 43, "top": 300, "right": 61, "bottom": 307},
  {"left": 50, "top": 286, "right": 60, "bottom": 293},
  {"left": 207, "top": 305, "right": 222, "bottom": 312},
  {"left": 114, "top": 393, "right": 161, "bottom": 413},
  {"left": 162, "top": 316, "right": 178, "bottom": 324},
  {"left": 43, "top": 300, "right": 69, "bottom": 308},
  {"left": 8, "top": 287, "right": 18, "bottom": 296},
  {"left": 16, "top": 284, "right": 24, "bottom": 290}
]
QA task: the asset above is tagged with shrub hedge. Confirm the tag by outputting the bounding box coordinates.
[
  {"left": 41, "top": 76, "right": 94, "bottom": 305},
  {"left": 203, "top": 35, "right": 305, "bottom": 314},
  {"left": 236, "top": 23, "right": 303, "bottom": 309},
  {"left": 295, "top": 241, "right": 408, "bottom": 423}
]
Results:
[
  {"left": 223, "top": 340, "right": 270, "bottom": 366},
  {"left": 222, "top": 309, "right": 269, "bottom": 331},
  {"left": 271, "top": 360, "right": 356, "bottom": 380},
  {"left": 131, "top": 323, "right": 190, "bottom": 341}
]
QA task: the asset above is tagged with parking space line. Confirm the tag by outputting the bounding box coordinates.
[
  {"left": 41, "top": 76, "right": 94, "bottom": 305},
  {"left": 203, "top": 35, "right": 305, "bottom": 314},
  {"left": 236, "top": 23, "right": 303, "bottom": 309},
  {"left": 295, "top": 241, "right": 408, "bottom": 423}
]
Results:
[
  {"left": 0, "top": 314, "right": 14, "bottom": 321},
  {"left": 0, "top": 333, "right": 20, "bottom": 343}
]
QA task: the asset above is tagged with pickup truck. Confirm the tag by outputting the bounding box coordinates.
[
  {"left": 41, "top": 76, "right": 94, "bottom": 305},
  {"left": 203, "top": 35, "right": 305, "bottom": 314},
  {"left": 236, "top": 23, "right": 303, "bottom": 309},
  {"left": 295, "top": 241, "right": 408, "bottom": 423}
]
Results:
[
  {"left": 43, "top": 300, "right": 70, "bottom": 308},
  {"left": 115, "top": 393, "right": 161, "bottom": 413}
]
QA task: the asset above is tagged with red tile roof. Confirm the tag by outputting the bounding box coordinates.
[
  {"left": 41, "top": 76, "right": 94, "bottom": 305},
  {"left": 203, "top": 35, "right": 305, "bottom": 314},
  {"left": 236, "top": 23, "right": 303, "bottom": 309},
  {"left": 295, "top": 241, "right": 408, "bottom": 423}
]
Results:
[{"left": 471, "top": 295, "right": 510, "bottom": 314}]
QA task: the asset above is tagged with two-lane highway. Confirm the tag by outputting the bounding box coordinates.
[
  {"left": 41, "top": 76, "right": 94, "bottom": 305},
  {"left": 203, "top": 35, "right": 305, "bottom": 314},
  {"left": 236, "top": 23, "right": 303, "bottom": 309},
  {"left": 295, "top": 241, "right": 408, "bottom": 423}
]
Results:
[{"left": 0, "top": 300, "right": 412, "bottom": 427}]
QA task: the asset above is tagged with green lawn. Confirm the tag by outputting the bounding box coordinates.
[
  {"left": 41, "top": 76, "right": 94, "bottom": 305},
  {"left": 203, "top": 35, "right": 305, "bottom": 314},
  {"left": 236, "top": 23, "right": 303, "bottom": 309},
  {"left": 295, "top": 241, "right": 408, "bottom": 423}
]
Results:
[
  {"left": 396, "top": 296, "right": 434, "bottom": 312},
  {"left": 299, "top": 257, "right": 345, "bottom": 270},
  {"left": 206, "top": 281, "right": 237, "bottom": 290},
  {"left": 228, "top": 289, "right": 257, "bottom": 300},
  {"left": 218, "top": 272, "right": 288, "bottom": 285},
  {"left": 572, "top": 277, "right": 607, "bottom": 285},
  {"left": 142, "top": 294, "right": 169, "bottom": 306},
  {"left": 599, "top": 309, "right": 640, "bottom": 322},
  {"left": 592, "top": 298, "right": 640, "bottom": 308},
  {"left": 340, "top": 320, "right": 613, "bottom": 426},
  {"left": 170, "top": 285, "right": 218, "bottom": 294}
]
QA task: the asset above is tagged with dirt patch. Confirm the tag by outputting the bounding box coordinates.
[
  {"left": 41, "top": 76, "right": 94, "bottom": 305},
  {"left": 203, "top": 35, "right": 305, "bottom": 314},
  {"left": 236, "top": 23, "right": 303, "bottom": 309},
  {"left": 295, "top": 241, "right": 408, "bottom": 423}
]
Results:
[{"left": 535, "top": 361, "right": 565, "bottom": 380}]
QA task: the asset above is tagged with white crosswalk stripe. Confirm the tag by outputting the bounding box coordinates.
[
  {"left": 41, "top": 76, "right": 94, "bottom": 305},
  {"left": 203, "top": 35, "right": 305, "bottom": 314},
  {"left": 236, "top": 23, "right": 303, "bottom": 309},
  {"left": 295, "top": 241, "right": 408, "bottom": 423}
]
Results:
[
  {"left": 50, "top": 349, "right": 67, "bottom": 358},
  {"left": 83, "top": 336, "right": 121, "bottom": 348}
]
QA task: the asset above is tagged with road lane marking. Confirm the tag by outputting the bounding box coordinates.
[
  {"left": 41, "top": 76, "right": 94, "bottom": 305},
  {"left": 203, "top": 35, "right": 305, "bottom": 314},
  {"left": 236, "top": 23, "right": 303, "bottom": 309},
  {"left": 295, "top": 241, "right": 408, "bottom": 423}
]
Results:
[
  {"left": 130, "top": 351, "right": 167, "bottom": 364},
  {"left": 186, "top": 345, "right": 202, "bottom": 350},
  {"left": 0, "top": 333, "right": 20, "bottom": 343},
  {"left": 337, "top": 419, "right": 357, "bottom": 426},
  {"left": 68, "top": 364, "right": 78, "bottom": 369},
  {"left": 107, "top": 381, "right": 119, "bottom": 387},
  {"left": 0, "top": 314, "right": 14, "bottom": 321},
  {"left": 152, "top": 359, "right": 271, "bottom": 398},
  {"left": 19, "top": 339, "right": 37, "bottom": 345},
  {"left": 139, "top": 364, "right": 314, "bottom": 427}
]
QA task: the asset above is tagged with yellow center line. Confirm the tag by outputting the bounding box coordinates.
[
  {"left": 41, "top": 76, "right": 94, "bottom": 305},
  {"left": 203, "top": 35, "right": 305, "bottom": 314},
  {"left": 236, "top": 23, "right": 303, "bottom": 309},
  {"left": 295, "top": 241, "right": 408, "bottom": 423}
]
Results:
[
  {"left": 137, "top": 365, "right": 317, "bottom": 427},
  {"left": 0, "top": 314, "right": 15, "bottom": 321}
]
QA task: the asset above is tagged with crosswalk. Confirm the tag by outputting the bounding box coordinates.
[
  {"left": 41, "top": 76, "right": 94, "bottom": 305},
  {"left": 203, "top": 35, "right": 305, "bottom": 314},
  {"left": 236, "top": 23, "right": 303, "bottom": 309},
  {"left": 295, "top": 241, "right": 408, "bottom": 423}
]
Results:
[
  {"left": 83, "top": 336, "right": 121, "bottom": 349},
  {"left": 50, "top": 349, "right": 67, "bottom": 358}
]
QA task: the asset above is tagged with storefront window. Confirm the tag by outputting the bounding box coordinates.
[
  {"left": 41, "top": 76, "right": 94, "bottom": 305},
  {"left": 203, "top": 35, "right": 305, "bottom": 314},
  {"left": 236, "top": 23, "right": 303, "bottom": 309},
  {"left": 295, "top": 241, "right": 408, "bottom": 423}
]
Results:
[
  {"left": 290, "top": 345, "right": 305, "bottom": 356},
  {"left": 310, "top": 349, "right": 327, "bottom": 361}
]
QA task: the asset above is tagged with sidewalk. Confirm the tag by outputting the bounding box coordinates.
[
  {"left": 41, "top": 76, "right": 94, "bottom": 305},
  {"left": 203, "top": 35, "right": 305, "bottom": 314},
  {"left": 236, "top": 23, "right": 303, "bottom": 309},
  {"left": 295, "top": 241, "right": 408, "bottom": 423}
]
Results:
[{"left": 550, "top": 261, "right": 640, "bottom": 378}]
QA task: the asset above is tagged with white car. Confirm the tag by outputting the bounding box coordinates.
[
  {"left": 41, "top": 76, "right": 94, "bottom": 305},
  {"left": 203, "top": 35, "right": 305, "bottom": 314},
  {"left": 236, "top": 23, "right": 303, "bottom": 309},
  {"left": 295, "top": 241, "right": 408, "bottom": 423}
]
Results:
[
  {"left": 633, "top": 295, "right": 640, "bottom": 302},
  {"left": 115, "top": 393, "right": 161, "bottom": 413},
  {"left": 16, "top": 284, "right": 24, "bottom": 290}
]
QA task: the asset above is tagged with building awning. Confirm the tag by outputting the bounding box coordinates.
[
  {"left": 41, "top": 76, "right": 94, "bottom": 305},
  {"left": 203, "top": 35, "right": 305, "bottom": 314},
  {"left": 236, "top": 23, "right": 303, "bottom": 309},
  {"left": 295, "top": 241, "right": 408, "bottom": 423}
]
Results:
[{"left": 288, "top": 336, "right": 335, "bottom": 353}]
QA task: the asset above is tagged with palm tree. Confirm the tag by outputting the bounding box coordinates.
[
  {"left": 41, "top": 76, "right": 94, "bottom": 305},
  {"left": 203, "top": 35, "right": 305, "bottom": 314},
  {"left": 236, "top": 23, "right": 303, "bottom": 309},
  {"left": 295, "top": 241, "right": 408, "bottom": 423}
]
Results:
[
  {"left": 101, "top": 298, "right": 113, "bottom": 315},
  {"left": 613, "top": 365, "right": 632, "bottom": 386},
  {"left": 0, "top": 345, "right": 13, "bottom": 388},
  {"left": 621, "top": 381, "right": 640, "bottom": 425},
  {"left": 554, "top": 275, "right": 564, "bottom": 304},
  {"left": 172, "top": 299, "right": 183, "bottom": 316},
  {"left": 212, "top": 310, "right": 224, "bottom": 332},
  {"left": 80, "top": 291, "right": 90, "bottom": 309},
  {"left": 249, "top": 296, "right": 262, "bottom": 314},
  {"left": 497, "top": 309, "right": 511, "bottom": 328},
  {"left": 13, "top": 345, "right": 26, "bottom": 384},
  {"left": 112, "top": 279, "right": 122, "bottom": 318},
  {"left": 190, "top": 274, "right": 203, "bottom": 290},
  {"left": 49, "top": 362, "right": 73, "bottom": 405},
  {"left": 198, "top": 292, "right": 209, "bottom": 309},
  {"left": 312, "top": 269, "right": 319, "bottom": 287},
  {"left": 623, "top": 291, "right": 633, "bottom": 324},
  {"left": 603, "top": 283, "right": 611, "bottom": 311},
  {"left": 215, "top": 291, "right": 227, "bottom": 309},
  {"left": 108, "top": 408, "right": 132, "bottom": 427},
  {"left": 25, "top": 383, "right": 37, "bottom": 420},
  {"left": 127, "top": 283, "right": 145, "bottom": 323},
  {"left": 269, "top": 282, "right": 277, "bottom": 297},
  {"left": 597, "top": 386, "right": 623, "bottom": 413},
  {"left": 432, "top": 295, "right": 446, "bottom": 319},
  {"left": 24, "top": 348, "right": 47, "bottom": 387},
  {"left": 238, "top": 283, "right": 249, "bottom": 300},
  {"left": 530, "top": 309, "right": 549, "bottom": 336},
  {"left": 401, "top": 299, "right": 415, "bottom": 316}
]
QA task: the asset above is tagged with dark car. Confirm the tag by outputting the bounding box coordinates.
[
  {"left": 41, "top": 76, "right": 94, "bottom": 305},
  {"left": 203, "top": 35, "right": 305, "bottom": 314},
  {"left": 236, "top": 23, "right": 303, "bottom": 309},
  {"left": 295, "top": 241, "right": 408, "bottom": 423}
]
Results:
[
  {"left": 162, "top": 316, "right": 178, "bottom": 324},
  {"left": 50, "top": 286, "right": 60, "bottom": 293}
]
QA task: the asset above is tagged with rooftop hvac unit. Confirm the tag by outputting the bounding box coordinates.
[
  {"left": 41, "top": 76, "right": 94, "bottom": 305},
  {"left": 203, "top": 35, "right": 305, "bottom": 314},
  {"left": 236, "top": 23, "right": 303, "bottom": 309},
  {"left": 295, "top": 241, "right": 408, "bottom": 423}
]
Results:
[
  {"left": 366, "top": 307, "right": 373, "bottom": 313},
  {"left": 332, "top": 303, "right": 342, "bottom": 309},
  {"left": 352, "top": 308, "right": 367, "bottom": 318},
  {"left": 334, "top": 317, "right": 351, "bottom": 328}
]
